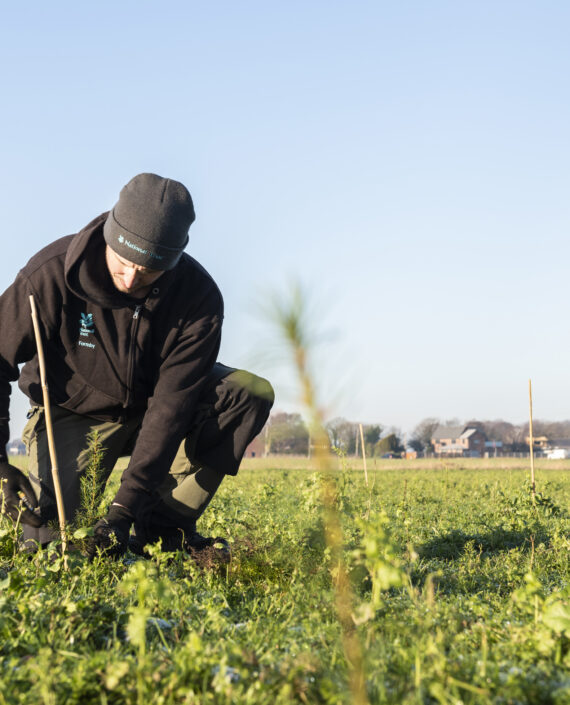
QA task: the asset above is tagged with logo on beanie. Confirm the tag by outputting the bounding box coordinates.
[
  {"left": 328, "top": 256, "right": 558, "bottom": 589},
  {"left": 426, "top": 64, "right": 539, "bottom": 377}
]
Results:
[{"left": 116, "top": 233, "right": 164, "bottom": 261}]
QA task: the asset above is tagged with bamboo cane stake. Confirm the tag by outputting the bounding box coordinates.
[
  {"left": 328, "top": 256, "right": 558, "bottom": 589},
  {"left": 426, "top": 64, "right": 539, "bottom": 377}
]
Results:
[
  {"left": 29, "top": 295, "right": 68, "bottom": 566},
  {"left": 355, "top": 426, "right": 359, "bottom": 458},
  {"left": 359, "top": 423, "right": 369, "bottom": 487},
  {"left": 528, "top": 379, "right": 536, "bottom": 501}
]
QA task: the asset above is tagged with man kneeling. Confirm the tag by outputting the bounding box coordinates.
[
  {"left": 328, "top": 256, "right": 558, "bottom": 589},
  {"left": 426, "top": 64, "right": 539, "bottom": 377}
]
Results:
[{"left": 0, "top": 173, "right": 273, "bottom": 557}]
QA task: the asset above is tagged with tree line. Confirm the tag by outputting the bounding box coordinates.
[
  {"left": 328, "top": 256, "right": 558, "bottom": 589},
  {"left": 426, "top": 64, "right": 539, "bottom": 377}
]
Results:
[
  {"left": 267, "top": 412, "right": 403, "bottom": 457},
  {"left": 265, "top": 413, "right": 570, "bottom": 456}
]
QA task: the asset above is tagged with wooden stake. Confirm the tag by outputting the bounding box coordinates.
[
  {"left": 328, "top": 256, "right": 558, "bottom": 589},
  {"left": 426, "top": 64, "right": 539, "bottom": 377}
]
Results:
[
  {"left": 359, "top": 423, "right": 369, "bottom": 487},
  {"left": 355, "top": 427, "right": 359, "bottom": 458},
  {"left": 29, "top": 295, "right": 68, "bottom": 566},
  {"left": 528, "top": 379, "right": 536, "bottom": 500},
  {"left": 264, "top": 421, "right": 270, "bottom": 457}
]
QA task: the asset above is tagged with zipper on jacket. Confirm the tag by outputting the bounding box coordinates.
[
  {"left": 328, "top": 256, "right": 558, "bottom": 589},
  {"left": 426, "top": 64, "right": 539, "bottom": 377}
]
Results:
[{"left": 124, "top": 305, "right": 144, "bottom": 409}]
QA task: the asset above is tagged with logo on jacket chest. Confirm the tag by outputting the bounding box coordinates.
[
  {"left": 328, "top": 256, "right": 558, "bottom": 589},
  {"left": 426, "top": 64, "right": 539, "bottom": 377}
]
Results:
[{"left": 78, "top": 313, "right": 96, "bottom": 349}]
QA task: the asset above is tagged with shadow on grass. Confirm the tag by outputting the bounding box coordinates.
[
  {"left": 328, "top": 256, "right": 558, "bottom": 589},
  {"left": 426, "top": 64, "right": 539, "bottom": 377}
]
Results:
[{"left": 417, "top": 526, "right": 551, "bottom": 560}]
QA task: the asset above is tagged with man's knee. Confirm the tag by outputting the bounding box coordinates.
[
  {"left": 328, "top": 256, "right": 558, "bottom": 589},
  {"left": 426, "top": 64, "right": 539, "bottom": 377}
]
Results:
[
  {"left": 231, "top": 372, "right": 274, "bottom": 426},
  {"left": 227, "top": 369, "right": 274, "bottom": 406},
  {"left": 250, "top": 375, "right": 275, "bottom": 416},
  {"left": 256, "top": 377, "right": 275, "bottom": 421}
]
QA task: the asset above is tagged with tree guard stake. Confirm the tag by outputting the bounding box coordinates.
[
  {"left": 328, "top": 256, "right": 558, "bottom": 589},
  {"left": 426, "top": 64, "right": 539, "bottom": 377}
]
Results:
[
  {"left": 528, "top": 378, "right": 536, "bottom": 502},
  {"left": 29, "top": 295, "right": 68, "bottom": 566},
  {"left": 359, "top": 423, "right": 369, "bottom": 487}
]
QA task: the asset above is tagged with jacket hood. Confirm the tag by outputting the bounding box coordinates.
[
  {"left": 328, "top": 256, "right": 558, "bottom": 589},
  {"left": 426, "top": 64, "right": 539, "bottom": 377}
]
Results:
[{"left": 64, "top": 212, "right": 176, "bottom": 308}]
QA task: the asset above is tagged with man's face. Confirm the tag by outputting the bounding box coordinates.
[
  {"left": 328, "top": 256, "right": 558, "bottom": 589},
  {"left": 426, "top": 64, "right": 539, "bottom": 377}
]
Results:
[{"left": 105, "top": 246, "right": 163, "bottom": 296}]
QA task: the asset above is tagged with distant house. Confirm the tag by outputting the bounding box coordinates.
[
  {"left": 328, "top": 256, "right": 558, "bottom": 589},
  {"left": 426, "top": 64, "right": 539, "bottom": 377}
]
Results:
[
  {"left": 525, "top": 435, "right": 549, "bottom": 450},
  {"left": 527, "top": 437, "right": 570, "bottom": 458},
  {"left": 7, "top": 439, "right": 26, "bottom": 456},
  {"left": 431, "top": 425, "right": 487, "bottom": 457},
  {"left": 244, "top": 434, "right": 266, "bottom": 458},
  {"left": 484, "top": 440, "right": 504, "bottom": 456}
]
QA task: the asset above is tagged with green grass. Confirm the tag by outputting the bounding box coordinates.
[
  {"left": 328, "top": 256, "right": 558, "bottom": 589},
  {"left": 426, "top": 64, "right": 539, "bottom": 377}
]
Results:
[{"left": 2, "top": 457, "right": 570, "bottom": 704}]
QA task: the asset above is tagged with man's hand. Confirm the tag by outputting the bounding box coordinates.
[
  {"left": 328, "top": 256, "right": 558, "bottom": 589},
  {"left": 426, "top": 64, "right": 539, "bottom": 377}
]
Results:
[
  {"left": 87, "top": 504, "right": 133, "bottom": 559},
  {"left": 0, "top": 461, "right": 43, "bottom": 527}
]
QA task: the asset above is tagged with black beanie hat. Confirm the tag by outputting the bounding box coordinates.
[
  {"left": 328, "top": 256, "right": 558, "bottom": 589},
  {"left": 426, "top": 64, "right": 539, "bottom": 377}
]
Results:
[{"left": 103, "top": 173, "right": 195, "bottom": 270}]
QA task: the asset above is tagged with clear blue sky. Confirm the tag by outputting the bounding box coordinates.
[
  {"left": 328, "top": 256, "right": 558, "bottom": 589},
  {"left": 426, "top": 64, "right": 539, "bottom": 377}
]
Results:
[{"left": 1, "top": 1, "right": 569, "bottom": 439}]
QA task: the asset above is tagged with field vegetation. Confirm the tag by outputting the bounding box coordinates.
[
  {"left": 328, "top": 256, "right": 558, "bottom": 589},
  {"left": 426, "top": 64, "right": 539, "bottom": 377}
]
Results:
[{"left": 1, "top": 455, "right": 570, "bottom": 704}]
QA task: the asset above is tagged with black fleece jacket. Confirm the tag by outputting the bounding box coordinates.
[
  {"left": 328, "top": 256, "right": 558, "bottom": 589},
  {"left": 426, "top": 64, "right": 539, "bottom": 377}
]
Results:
[{"left": 0, "top": 213, "right": 223, "bottom": 516}]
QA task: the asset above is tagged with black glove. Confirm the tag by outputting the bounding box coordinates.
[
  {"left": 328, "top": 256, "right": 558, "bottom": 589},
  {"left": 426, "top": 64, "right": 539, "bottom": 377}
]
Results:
[
  {"left": 0, "top": 461, "right": 43, "bottom": 527},
  {"left": 87, "top": 503, "right": 133, "bottom": 559}
]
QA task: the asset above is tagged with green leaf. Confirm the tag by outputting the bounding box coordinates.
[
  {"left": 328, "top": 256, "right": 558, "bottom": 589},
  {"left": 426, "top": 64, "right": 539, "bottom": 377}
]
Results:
[
  {"left": 72, "top": 527, "right": 93, "bottom": 539},
  {"left": 542, "top": 600, "right": 570, "bottom": 635}
]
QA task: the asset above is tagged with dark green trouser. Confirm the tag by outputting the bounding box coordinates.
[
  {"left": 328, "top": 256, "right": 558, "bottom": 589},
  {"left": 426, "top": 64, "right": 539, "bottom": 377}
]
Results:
[{"left": 21, "top": 363, "right": 274, "bottom": 548}]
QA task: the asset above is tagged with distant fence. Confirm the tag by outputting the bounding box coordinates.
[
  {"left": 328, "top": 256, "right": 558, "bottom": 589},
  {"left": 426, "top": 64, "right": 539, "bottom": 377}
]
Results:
[{"left": 427, "top": 452, "right": 547, "bottom": 459}]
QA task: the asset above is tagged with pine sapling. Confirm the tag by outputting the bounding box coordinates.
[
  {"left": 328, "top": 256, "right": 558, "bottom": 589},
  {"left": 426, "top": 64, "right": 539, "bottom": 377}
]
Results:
[{"left": 74, "top": 429, "right": 107, "bottom": 533}]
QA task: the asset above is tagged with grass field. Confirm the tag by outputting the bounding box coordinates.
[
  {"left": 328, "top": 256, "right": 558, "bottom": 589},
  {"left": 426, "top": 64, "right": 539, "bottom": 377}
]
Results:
[{"left": 1, "top": 456, "right": 570, "bottom": 704}]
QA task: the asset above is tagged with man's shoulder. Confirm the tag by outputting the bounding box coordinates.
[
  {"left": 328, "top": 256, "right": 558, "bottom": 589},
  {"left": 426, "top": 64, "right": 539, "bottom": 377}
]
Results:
[
  {"left": 169, "top": 253, "right": 224, "bottom": 319},
  {"left": 178, "top": 252, "right": 216, "bottom": 281},
  {"left": 178, "top": 254, "right": 223, "bottom": 296},
  {"left": 21, "top": 234, "right": 75, "bottom": 279}
]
